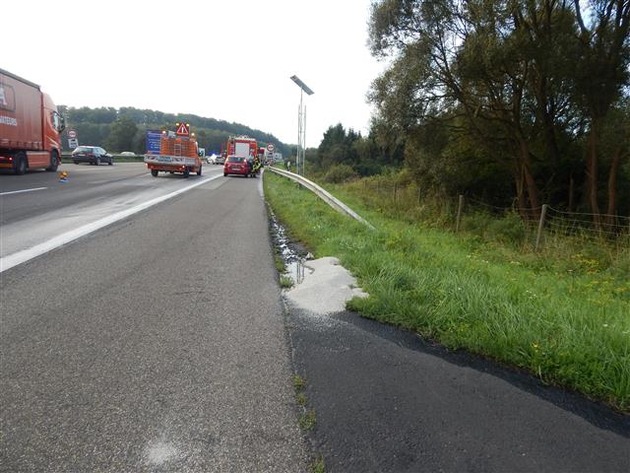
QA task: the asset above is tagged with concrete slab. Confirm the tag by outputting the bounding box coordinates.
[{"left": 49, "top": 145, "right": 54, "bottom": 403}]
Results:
[{"left": 284, "top": 256, "right": 368, "bottom": 315}]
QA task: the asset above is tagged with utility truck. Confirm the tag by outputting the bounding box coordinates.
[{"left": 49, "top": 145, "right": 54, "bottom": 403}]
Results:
[
  {"left": 144, "top": 123, "right": 202, "bottom": 178},
  {"left": 0, "top": 68, "right": 65, "bottom": 174}
]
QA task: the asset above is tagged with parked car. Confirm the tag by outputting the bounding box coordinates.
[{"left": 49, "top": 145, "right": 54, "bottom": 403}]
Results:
[
  {"left": 72, "top": 146, "right": 113, "bottom": 165},
  {"left": 120, "top": 151, "right": 136, "bottom": 157},
  {"left": 223, "top": 155, "right": 250, "bottom": 177}
]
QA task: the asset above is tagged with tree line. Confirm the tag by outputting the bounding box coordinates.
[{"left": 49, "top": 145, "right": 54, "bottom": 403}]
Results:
[
  {"left": 59, "top": 106, "right": 293, "bottom": 158},
  {"left": 312, "top": 0, "right": 630, "bottom": 220}
]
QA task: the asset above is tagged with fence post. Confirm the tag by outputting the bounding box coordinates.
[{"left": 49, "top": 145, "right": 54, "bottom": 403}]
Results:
[
  {"left": 535, "top": 204, "right": 548, "bottom": 251},
  {"left": 456, "top": 195, "right": 464, "bottom": 232}
]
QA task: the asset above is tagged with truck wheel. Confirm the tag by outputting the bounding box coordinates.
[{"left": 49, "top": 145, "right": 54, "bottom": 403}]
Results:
[
  {"left": 197, "top": 165, "right": 202, "bottom": 176},
  {"left": 46, "top": 150, "right": 59, "bottom": 172},
  {"left": 183, "top": 169, "right": 190, "bottom": 178},
  {"left": 14, "top": 152, "right": 27, "bottom": 175},
  {"left": 151, "top": 170, "right": 159, "bottom": 177}
]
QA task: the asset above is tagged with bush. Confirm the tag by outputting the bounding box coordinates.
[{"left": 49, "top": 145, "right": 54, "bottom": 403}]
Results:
[
  {"left": 486, "top": 211, "right": 527, "bottom": 245},
  {"left": 322, "top": 164, "right": 358, "bottom": 183}
]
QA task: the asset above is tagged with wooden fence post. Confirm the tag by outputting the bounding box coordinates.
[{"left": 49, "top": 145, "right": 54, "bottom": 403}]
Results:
[
  {"left": 456, "top": 195, "right": 464, "bottom": 232},
  {"left": 535, "top": 204, "right": 548, "bottom": 251}
]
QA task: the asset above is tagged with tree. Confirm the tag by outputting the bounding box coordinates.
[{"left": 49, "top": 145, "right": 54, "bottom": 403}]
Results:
[
  {"left": 572, "top": 0, "right": 630, "bottom": 221},
  {"left": 106, "top": 116, "right": 138, "bottom": 152},
  {"left": 367, "top": 0, "right": 630, "bottom": 219}
]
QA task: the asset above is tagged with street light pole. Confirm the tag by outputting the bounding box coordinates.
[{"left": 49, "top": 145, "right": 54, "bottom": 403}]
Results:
[{"left": 290, "top": 75, "right": 314, "bottom": 175}]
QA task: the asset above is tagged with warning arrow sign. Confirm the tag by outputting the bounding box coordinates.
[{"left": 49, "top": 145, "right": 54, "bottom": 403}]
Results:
[{"left": 175, "top": 123, "right": 190, "bottom": 136}]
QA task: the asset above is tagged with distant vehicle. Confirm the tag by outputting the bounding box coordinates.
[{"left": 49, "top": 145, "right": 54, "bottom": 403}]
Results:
[
  {"left": 225, "top": 135, "right": 257, "bottom": 161},
  {"left": 223, "top": 155, "right": 250, "bottom": 177},
  {"left": 120, "top": 151, "right": 136, "bottom": 156},
  {"left": 72, "top": 146, "right": 113, "bottom": 165},
  {"left": 207, "top": 153, "right": 225, "bottom": 165},
  {"left": 0, "top": 68, "right": 65, "bottom": 174},
  {"left": 143, "top": 123, "right": 202, "bottom": 178}
]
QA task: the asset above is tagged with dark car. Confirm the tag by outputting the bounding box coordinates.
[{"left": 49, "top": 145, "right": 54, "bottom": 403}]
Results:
[
  {"left": 223, "top": 155, "right": 250, "bottom": 177},
  {"left": 72, "top": 146, "right": 113, "bottom": 165}
]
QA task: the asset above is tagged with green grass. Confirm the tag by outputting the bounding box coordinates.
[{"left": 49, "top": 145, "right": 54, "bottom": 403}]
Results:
[
  {"left": 310, "top": 455, "right": 326, "bottom": 473},
  {"left": 279, "top": 275, "right": 294, "bottom": 288},
  {"left": 264, "top": 172, "right": 630, "bottom": 413},
  {"left": 299, "top": 410, "right": 317, "bottom": 431}
]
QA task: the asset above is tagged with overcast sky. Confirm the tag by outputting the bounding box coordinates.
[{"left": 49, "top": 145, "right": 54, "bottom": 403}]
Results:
[{"left": 4, "top": 0, "right": 387, "bottom": 149}]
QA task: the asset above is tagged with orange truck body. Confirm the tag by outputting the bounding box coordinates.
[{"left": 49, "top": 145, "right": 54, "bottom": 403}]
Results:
[
  {"left": 144, "top": 124, "right": 203, "bottom": 178},
  {"left": 0, "top": 68, "right": 65, "bottom": 174}
]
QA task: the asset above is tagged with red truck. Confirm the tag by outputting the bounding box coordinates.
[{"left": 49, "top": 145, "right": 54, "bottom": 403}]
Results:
[
  {"left": 0, "top": 68, "right": 65, "bottom": 175},
  {"left": 225, "top": 135, "right": 258, "bottom": 160}
]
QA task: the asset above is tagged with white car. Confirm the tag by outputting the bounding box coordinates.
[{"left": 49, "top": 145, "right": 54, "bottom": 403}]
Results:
[{"left": 207, "top": 154, "right": 225, "bottom": 165}]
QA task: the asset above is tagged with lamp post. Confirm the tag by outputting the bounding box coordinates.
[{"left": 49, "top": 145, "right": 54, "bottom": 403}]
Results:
[{"left": 290, "top": 75, "right": 314, "bottom": 175}]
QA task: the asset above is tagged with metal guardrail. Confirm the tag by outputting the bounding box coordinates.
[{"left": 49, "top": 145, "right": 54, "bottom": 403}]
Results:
[{"left": 265, "top": 167, "right": 375, "bottom": 230}]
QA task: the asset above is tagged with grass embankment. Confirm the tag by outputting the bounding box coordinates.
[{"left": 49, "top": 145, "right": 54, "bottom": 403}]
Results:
[{"left": 263, "top": 171, "right": 630, "bottom": 413}]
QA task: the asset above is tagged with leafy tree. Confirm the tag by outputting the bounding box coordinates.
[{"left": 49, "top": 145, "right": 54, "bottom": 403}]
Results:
[
  {"left": 368, "top": 0, "right": 630, "bottom": 219},
  {"left": 57, "top": 105, "right": 293, "bottom": 157},
  {"left": 571, "top": 0, "right": 630, "bottom": 221},
  {"left": 106, "top": 116, "right": 138, "bottom": 152}
]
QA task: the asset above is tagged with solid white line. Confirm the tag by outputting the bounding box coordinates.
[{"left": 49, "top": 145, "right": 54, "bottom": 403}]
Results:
[
  {"left": 0, "top": 187, "right": 48, "bottom": 196},
  {"left": 0, "top": 175, "right": 221, "bottom": 273}
]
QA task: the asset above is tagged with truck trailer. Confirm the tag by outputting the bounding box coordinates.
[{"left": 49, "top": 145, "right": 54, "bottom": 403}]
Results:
[
  {"left": 144, "top": 123, "right": 203, "bottom": 178},
  {"left": 0, "top": 68, "right": 65, "bottom": 175}
]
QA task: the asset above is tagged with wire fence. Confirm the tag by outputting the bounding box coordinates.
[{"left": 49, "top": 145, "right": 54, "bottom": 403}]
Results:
[
  {"left": 461, "top": 197, "right": 630, "bottom": 250},
  {"left": 361, "top": 181, "right": 630, "bottom": 251}
]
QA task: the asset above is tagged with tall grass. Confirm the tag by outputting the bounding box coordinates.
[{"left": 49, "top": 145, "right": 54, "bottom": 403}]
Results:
[{"left": 263, "top": 172, "right": 630, "bottom": 413}]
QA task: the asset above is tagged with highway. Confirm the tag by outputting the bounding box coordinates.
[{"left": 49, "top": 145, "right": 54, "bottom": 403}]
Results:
[
  {"left": 1, "top": 163, "right": 628, "bottom": 472},
  {"left": 0, "top": 163, "right": 308, "bottom": 471}
]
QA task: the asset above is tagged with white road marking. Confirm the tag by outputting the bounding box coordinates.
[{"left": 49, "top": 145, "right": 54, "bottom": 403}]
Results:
[
  {"left": 0, "top": 175, "right": 221, "bottom": 273},
  {"left": 0, "top": 187, "right": 48, "bottom": 196}
]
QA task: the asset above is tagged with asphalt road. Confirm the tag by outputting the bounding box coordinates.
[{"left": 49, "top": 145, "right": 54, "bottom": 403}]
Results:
[
  {"left": 1, "top": 165, "right": 308, "bottom": 472},
  {"left": 285, "top": 268, "right": 630, "bottom": 473}
]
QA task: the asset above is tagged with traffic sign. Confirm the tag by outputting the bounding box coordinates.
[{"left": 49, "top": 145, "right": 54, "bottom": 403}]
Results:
[
  {"left": 175, "top": 122, "right": 190, "bottom": 136},
  {"left": 68, "top": 129, "right": 77, "bottom": 139},
  {"left": 267, "top": 144, "right": 275, "bottom": 152}
]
